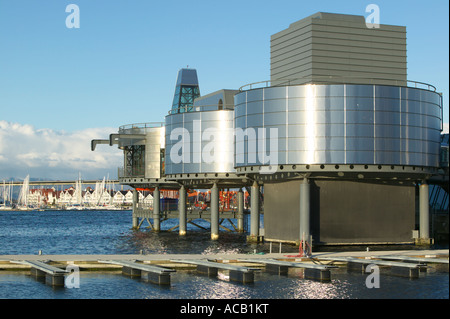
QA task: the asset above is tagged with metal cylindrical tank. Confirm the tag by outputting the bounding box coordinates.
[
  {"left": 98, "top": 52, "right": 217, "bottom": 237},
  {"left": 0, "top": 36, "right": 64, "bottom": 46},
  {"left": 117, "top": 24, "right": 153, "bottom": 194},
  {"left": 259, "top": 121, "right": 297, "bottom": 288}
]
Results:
[
  {"left": 234, "top": 84, "right": 442, "bottom": 168},
  {"left": 165, "top": 109, "right": 235, "bottom": 174},
  {"left": 117, "top": 123, "right": 165, "bottom": 179}
]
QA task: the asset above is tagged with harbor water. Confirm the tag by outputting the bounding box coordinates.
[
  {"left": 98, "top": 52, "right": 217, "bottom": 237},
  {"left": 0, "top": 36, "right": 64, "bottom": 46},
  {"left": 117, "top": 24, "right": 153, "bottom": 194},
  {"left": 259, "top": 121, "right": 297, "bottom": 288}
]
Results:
[{"left": 0, "top": 210, "right": 448, "bottom": 299}]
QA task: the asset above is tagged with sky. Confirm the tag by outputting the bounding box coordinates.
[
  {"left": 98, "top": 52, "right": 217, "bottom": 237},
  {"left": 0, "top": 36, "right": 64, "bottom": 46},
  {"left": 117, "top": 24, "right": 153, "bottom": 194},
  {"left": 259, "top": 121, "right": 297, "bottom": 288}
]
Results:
[{"left": 0, "top": 0, "right": 448, "bottom": 181}]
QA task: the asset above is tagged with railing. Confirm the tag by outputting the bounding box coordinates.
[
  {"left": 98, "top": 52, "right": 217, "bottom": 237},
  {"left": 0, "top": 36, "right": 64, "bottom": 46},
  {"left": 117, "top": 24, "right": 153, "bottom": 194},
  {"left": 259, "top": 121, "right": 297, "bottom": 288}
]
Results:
[
  {"left": 168, "top": 104, "right": 235, "bottom": 115},
  {"left": 238, "top": 76, "right": 437, "bottom": 92},
  {"left": 118, "top": 167, "right": 145, "bottom": 178},
  {"left": 119, "top": 122, "right": 164, "bottom": 132}
]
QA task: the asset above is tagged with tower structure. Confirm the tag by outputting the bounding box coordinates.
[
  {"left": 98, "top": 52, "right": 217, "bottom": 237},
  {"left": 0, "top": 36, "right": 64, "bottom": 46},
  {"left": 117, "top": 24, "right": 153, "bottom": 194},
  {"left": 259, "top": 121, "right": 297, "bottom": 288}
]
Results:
[{"left": 171, "top": 68, "right": 200, "bottom": 114}]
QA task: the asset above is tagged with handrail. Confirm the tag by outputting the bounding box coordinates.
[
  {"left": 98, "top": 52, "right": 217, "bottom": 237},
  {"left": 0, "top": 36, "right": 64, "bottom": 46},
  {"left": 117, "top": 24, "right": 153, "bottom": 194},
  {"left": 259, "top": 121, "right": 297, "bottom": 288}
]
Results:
[
  {"left": 407, "top": 80, "right": 437, "bottom": 91},
  {"left": 168, "top": 103, "right": 235, "bottom": 115},
  {"left": 238, "top": 76, "right": 437, "bottom": 92},
  {"left": 119, "top": 122, "right": 164, "bottom": 131}
]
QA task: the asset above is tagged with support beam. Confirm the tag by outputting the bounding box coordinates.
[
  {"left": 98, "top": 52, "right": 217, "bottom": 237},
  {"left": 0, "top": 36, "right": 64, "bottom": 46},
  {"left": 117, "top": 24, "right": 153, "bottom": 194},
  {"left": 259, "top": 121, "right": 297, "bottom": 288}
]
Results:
[
  {"left": 418, "top": 182, "right": 432, "bottom": 245},
  {"left": 299, "top": 178, "right": 311, "bottom": 255},
  {"left": 153, "top": 186, "right": 160, "bottom": 232},
  {"left": 179, "top": 185, "right": 187, "bottom": 236},
  {"left": 248, "top": 181, "right": 261, "bottom": 242},
  {"left": 210, "top": 183, "right": 219, "bottom": 240},
  {"left": 419, "top": 182, "right": 430, "bottom": 239},
  {"left": 132, "top": 189, "right": 139, "bottom": 229},
  {"left": 237, "top": 189, "right": 244, "bottom": 232}
]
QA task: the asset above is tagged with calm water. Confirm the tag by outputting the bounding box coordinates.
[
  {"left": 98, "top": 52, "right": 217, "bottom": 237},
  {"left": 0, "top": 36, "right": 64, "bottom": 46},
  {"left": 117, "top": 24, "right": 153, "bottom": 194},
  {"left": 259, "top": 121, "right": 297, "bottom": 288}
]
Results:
[{"left": 0, "top": 210, "right": 448, "bottom": 299}]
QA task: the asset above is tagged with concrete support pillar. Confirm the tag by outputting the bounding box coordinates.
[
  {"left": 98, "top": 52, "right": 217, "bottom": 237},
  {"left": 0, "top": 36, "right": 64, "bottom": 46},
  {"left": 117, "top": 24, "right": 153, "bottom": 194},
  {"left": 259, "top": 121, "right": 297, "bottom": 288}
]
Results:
[
  {"left": 237, "top": 189, "right": 244, "bottom": 232},
  {"left": 179, "top": 185, "right": 187, "bottom": 236},
  {"left": 299, "top": 178, "right": 311, "bottom": 255},
  {"left": 210, "top": 183, "right": 219, "bottom": 240},
  {"left": 419, "top": 182, "right": 430, "bottom": 242},
  {"left": 132, "top": 189, "right": 139, "bottom": 229},
  {"left": 153, "top": 186, "right": 160, "bottom": 232},
  {"left": 248, "top": 181, "right": 260, "bottom": 242}
]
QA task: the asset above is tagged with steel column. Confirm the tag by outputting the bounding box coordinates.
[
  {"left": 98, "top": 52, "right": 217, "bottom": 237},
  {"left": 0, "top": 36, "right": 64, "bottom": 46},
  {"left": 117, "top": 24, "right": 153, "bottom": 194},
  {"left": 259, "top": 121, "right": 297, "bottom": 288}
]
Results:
[
  {"left": 419, "top": 182, "right": 430, "bottom": 240},
  {"left": 300, "top": 178, "right": 311, "bottom": 255},
  {"left": 132, "top": 189, "right": 139, "bottom": 229},
  {"left": 250, "top": 181, "right": 260, "bottom": 239},
  {"left": 153, "top": 186, "right": 160, "bottom": 232},
  {"left": 210, "top": 183, "right": 219, "bottom": 240},
  {"left": 179, "top": 185, "right": 187, "bottom": 236},
  {"left": 237, "top": 189, "right": 244, "bottom": 232}
]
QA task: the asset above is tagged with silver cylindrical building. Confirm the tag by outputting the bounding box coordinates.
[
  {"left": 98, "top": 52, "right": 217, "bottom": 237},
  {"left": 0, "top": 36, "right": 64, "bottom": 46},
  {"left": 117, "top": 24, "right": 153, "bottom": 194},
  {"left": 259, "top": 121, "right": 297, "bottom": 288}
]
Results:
[
  {"left": 165, "top": 109, "right": 235, "bottom": 175},
  {"left": 234, "top": 84, "right": 442, "bottom": 169}
]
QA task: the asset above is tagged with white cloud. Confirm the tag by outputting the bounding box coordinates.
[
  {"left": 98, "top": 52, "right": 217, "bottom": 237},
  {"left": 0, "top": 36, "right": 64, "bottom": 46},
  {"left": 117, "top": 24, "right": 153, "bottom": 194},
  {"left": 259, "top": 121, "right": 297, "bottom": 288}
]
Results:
[{"left": 0, "top": 121, "right": 122, "bottom": 180}]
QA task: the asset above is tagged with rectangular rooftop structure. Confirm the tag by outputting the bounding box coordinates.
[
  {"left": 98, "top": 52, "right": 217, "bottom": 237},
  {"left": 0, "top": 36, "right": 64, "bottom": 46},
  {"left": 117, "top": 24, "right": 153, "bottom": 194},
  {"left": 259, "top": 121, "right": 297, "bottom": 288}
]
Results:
[{"left": 270, "top": 12, "right": 407, "bottom": 86}]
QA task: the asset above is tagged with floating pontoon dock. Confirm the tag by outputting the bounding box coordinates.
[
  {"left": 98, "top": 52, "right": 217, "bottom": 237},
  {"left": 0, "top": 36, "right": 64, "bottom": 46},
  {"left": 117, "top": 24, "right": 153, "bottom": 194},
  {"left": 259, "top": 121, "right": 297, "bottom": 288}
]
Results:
[
  {"left": 9, "top": 260, "right": 69, "bottom": 287},
  {"left": 239, "top": 258, "right": 338, "bottom": 281},
  {"left": 98, "top": 260, "right": 176, "bottom": 285},
  {"left": 1, "top": 250, "right": 447, "bottom": 287}
]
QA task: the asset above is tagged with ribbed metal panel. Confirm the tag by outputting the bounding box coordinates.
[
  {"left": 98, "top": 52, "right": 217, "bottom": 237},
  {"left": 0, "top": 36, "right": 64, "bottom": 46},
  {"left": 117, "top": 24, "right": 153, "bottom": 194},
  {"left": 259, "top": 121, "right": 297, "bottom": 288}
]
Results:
[
  {"left": 165, "top": 110, "right": 235, "bottom": 174},
  {"left": 234, "top": 84, "right": 441, "bottom": 168}
]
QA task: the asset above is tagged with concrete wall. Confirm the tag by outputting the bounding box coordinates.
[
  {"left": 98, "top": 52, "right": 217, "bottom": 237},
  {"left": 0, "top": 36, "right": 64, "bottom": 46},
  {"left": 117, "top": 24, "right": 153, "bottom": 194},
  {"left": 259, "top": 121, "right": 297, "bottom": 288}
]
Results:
[
  {"left": 270, "top": 12, "right": 407, "bottom": 86},
  {"left": 264, "top": 179, "right": 416, "bottom": 244}
]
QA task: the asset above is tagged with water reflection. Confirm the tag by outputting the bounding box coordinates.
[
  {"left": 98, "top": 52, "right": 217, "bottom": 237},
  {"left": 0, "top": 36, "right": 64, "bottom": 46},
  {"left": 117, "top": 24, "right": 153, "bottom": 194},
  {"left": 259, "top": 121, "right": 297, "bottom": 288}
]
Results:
[
  {"left": 176, "top": 273, "right": 254, "bottom": 299},
  {"left": 118, "top": 229, "right": 258, "bottom": 255},
  {"left": 1, "top": 269, "right": 447, "bottom": 299},
  {"left": 288, "top": 279, "right": 352, "bottom": 299}
]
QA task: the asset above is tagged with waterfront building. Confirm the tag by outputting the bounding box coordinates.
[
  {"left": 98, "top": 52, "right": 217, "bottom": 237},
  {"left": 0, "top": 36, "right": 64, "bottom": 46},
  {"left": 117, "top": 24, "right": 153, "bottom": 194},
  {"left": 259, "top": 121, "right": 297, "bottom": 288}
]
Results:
[
  {"left": 92, "top": 12, "right": 448, "bottom": 248},
  {"left": 112, "top": 190, "right": 128, "bottom": 206},
  {"left": 24, "top": 187, "right": 138, "bottom": 209}
]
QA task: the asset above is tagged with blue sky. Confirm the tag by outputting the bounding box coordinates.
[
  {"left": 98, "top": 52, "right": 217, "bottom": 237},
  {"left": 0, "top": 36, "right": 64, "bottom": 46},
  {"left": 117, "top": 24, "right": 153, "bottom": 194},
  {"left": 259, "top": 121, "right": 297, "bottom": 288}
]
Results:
[{"left": 0, "top": 0, "right": 448, "bottom": 179}]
